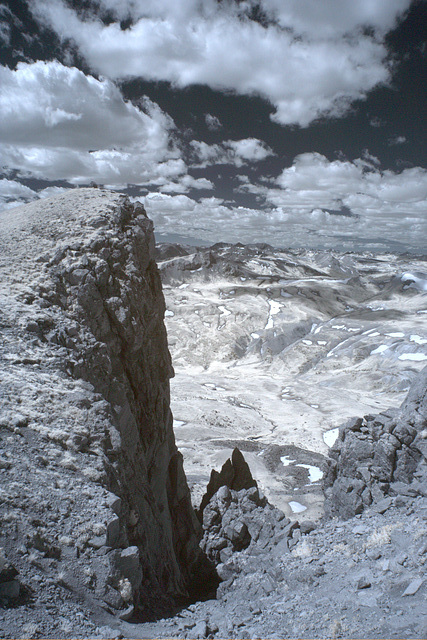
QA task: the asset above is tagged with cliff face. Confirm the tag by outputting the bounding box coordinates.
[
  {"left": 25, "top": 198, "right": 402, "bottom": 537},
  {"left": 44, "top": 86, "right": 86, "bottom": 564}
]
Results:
[{"left": 0, "top": 189, "right": 213, "bottom": 621}]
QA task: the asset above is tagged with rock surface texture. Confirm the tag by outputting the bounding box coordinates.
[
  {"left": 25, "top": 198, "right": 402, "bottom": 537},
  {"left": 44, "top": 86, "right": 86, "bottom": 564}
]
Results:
[
  {"left": 0, "top": 189, "right": 213, "bottom": 635},
  {"left": 324, "top": 366, "right": 427, "bottom": 519},
  {"left": 0, "top": 194, "right": 426, "bottom": 639}
]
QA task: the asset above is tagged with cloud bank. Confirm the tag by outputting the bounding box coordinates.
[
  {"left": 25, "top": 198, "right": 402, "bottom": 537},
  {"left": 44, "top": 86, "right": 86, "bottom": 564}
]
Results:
[
  {"left": 2, "top": 1, "right": 424, "bottom": 253},
  {"left": 30, "top": 0, "right": 412, "bottom": 127},
  {"left": 0, "top": 60, "right": 215, "bottom": 193},
  {"left": 0, "top": 60, "right": 190, "bottom": 187},
  {"left": 145, "top": 153, "right": 427, "bottom": 253}
]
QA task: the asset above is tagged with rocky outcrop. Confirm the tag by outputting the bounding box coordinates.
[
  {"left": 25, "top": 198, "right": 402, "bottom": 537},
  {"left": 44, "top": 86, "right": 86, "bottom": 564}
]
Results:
[
  {"left": 200, "top": 484, "right": 306, "bottom": 569},
  {"left": 198, "top": 450, "right": 317, "bottom": 589},
  {"left": 323, "top": 366, "right": 427, "bottom": 519},
  {"left": 198, "top": 447, "right": 257, "bottom": 519},
  {"left": 0, "top": 189, "right": 215, "bottom": 622}
]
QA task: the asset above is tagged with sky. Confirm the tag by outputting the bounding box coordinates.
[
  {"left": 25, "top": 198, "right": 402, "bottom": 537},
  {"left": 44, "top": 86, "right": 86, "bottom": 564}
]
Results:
[{"left": 0, "top": 0, "right": 426, "bottom": 253}]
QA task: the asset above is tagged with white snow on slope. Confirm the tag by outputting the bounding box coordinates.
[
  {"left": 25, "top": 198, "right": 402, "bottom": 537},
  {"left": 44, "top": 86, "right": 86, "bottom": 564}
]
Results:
[
  {"left": 371, "top": 345, "right": 389, "bottom": 355},
  {"left": 289, "top": 501, "right": 307, "bottom": 513},
  {"left": 323, "top": 428, "right": 339, "bottom": 448}
]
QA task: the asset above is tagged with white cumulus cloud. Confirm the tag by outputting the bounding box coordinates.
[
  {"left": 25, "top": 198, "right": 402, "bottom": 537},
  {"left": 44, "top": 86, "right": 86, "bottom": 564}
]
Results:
[
  {"left": 237, "top": 152, "right": 427, "bottom": 250},
  {"left": 205, "top": 113, "right": 222, "bottom": 131},
  {"left": 190, "top": 138, "right": 274, "bottom": 168},
  {"left": 0, "top": 60, "right": 204, "bottom": 189},
  {"left": 30, "top": 0, "right": 412, "bottom": 127}
]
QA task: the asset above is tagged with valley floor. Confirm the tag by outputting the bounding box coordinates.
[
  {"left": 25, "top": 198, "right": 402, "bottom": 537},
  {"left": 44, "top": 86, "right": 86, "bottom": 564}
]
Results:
[{"left": 160, "top": 244, "right": 427, "bottom": 520}]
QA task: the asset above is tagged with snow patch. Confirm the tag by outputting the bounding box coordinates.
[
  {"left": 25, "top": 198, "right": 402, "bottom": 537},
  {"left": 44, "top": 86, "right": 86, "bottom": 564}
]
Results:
[
  {"left": 218, "top": 305, "right": 231, "bottom": 317},
  {"left": 323, "top": 428, "right": 339, "bottom": 448},
  {"left": 265, "top": 300, "right": 282, "bottom": 330},
  {"left": 165, "top": 310, "right": 174, "bottom": 317},
  {"left": 289, "top": 501, "right": 307, "bottom": 513},
  {"left": 203, "top": 383, "right": 225, "bottom": 391},
  {"left": 398, "top": 353, "right": 427, "bottom": 361},
  {"left": 410, "top": 334, "right": 427, "bottom": 345},
  {"left": 401, "top": 272, "right": 427, "bottom": 292},
  {"left": 371, "top": 345, "right": 388, "bottom": 355},
  {"left": 280, "top": 456, "right": 296, "bottom": 467},
  {"left": 299, "top": 464, "right": 324, "bottom": 484}
]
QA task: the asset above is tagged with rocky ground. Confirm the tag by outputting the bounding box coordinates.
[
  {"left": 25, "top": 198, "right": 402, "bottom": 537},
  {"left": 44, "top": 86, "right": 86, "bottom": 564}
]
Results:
[
  {"left": 125, "top": 487, "right": 427, "bottom": 639},
  {"left": 0, "top": 193, "right": 426, "bottom": 638},
  {"left": 1, "top": 447, "right": 426, "bottom": 639}
]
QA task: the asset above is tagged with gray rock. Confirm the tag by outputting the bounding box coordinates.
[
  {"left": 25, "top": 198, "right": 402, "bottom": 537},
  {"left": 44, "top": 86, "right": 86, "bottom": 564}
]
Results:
[
  {"left": 300, "top": 521, "right": 317, "bottom": 534},
  {"left": 381, "top": 559, "right": 391, "bottom": 572},
  {"left": 216, "top": 562, "right": 236, "bottom": 582},
  {"left": 357, "top": 577, "right": 371, "bottom": 590},
  {"left": 110, "top": 546, "right": 142, "bottom": 591},
  {"left": 106, "top": 494, "right": 122, "bottom": 516},
  {"left": 224, "top": 521, "right": 250, "bottom": 551},
  {"left": 402, "top": 578, "right": 423, "bottom": 596},
  {"left": 352, "top": 524, "right": 368, "bottom": 535},
  {"left": 0, "top": 190, "right": 217, "bottom": 622},
  {"left": 192, "top": 620, "right": 209, "bottom": 638},
  {"left": 0, "top": 458, "right": 11, "bottom": 470},
  {"left": 118, "top": 604, "right": 135, "bottom": 621},
  {"left": 89, "top": 536, "right": 106, "bottom": 550},
  {"left": 0, "top": 552, "right": 18, "bottom": 584},
  {"left": 94, "top": 625, "right": 122, "bottom": 639},
  {"left": 324, "top": 366, "right": 427, "bottom": 519},
  {"left": 28, "top": 532, "right": 61, "bottom": 559},
  {"left": 0, "top": 580, "right": 20, "bottom": 599},
  {"left": 372, "top": 497, "right": 393, "bottom": 514},
  {"left": 102, "top": 586, "right": 124, "bottom": 610},
  {"left": 198, "top": 448, "right": 257, "bottom": 519}
]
